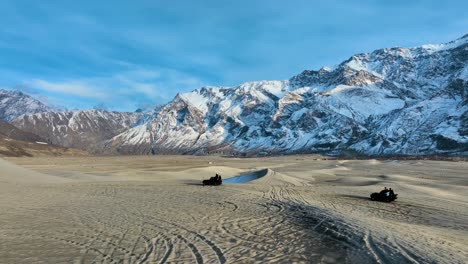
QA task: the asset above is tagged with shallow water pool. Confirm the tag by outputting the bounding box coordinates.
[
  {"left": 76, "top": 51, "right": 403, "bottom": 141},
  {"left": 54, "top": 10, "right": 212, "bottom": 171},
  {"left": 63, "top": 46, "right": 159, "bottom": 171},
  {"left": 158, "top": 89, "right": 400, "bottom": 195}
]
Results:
[{"left": 223, "top": 170, "right": 266, "bottom": 184}]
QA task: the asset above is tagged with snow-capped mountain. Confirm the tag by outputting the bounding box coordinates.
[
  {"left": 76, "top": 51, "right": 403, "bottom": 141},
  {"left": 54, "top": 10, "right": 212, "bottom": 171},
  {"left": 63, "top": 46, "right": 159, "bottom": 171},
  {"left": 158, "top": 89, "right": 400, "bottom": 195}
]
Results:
[
  {"left": 0, "top": 118, "right": 89, "bottom": 157},
  {"left": 104, "top": 34, "right": 468, "bottom": 156},
  {"left": 0, "top": 89, "right": 53, "bottom": 122},
  {"left": 13, "top": 110, "right": 142, "bottom": 151}
]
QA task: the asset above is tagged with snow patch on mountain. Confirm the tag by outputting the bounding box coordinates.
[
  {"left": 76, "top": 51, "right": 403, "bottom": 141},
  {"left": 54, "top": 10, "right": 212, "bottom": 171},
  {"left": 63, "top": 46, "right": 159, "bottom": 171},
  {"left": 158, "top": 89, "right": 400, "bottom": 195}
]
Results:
[
  {"left": 14, "top": 109, "right": 141, "bottom": 151},
  {"left": 7, "top": 35, "right": 467, "bottom": 157},
  {"left": 0, "top": 89, "right": 53, "bottom": 122},
  {"left": 101, "top": 34, "right": 467, "bottom": 156}
]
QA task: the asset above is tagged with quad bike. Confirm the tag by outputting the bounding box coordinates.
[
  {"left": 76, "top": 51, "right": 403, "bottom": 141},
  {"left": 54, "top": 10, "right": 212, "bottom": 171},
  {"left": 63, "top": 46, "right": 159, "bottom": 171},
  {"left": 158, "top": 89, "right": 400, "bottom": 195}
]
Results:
[
  {"left": 202, "top": 176, "right": 222, "bottom": 186},
  {"left": 370, "top": 191, "right": 398, "bottom": 202}
]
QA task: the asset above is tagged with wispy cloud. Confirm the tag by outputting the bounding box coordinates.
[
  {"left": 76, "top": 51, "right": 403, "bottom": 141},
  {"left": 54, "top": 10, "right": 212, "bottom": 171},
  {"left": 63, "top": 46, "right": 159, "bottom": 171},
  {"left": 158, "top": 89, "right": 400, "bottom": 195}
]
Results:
[
  {"left": 0, "top": 1, "right": 466, "bottom": 111},
  {"left": 22, "top": 65, "right": 206, "bottom": 111},
  {"left": 30, "top": 79, "right": 109, "bottom": 99}
]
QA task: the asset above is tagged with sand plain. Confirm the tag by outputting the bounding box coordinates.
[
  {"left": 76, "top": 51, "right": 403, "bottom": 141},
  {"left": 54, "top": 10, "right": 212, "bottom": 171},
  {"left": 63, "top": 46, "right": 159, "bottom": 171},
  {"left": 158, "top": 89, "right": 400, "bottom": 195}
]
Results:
[{"left": 0, "top": 155, "right": 467, "bottom": 264}]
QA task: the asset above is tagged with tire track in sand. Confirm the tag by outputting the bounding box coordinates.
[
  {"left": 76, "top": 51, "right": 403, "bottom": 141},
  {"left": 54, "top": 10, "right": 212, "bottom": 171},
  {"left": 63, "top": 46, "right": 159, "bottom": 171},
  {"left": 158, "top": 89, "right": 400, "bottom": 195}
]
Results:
[{"left": 148, "top": 216, "right": 226, "bottom": 264}]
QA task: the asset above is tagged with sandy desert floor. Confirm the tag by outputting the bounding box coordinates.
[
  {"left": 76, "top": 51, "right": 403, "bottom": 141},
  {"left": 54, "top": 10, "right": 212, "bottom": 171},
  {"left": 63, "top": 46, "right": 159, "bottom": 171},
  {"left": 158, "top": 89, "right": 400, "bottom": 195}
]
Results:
[{"left": 0, "top": 155, "right": 467, "bottom": 264}]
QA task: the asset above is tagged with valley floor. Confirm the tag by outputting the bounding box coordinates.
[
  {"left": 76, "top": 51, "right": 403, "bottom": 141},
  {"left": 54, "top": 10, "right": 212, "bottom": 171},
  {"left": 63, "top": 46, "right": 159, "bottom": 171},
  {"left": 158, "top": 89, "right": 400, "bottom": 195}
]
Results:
[{"left": 0, "top": 156, "right": 467, "bottom": 263}]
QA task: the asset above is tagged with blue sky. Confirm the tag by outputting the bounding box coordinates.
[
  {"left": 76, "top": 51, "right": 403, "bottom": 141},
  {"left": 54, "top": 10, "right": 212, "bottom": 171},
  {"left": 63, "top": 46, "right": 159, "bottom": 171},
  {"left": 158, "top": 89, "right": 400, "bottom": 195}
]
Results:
[{"left": 0, "top": 1, "right": 466, "bottom": 111}]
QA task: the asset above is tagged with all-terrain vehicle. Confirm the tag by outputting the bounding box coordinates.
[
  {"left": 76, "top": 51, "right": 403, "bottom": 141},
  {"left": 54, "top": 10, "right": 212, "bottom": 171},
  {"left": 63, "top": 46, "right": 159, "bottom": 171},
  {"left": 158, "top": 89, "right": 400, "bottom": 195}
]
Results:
[
  {"left": 370, "top": 190, "right": 398, "bottom": 202},
  {"left": 202, "top": 174, "right": 222, "bottom": 186}
]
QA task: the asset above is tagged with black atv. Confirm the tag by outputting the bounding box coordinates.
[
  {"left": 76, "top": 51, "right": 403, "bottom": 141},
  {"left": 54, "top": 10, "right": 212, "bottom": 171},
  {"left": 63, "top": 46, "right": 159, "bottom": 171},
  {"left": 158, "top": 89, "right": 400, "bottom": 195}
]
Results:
[
  {"left": 202, "top": 176, "right": 222, "bottom": 186},
  {"left": 370, "top": 191, "right": 398, "bottom": 202}
]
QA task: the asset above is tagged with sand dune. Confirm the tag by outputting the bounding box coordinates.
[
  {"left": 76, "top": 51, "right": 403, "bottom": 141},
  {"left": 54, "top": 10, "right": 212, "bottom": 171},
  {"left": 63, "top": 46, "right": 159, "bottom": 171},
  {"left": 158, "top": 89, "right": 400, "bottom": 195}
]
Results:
[
  {"left": 0, "top": 156, "right": 467, "bottom": 263},
  {"left": 0, "top": 158, "right": 72, "bottom": 184}
]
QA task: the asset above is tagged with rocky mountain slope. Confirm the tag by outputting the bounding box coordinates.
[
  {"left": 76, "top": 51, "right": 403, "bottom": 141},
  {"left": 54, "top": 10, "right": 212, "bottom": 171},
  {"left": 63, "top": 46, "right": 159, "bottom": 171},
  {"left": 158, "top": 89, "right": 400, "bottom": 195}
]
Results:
[
  {"left": 0, "top": 90, "right": 52, "bottom": 121},
  {"left": 13, "top": 110, "right": 142, "bottom": 151},
  {"left": 104, "top": 34, "right": 467, "bottom": 156},
  {"left": 0, "top": 119, "right": 87, "bottom": 157},
  {"left": 0, "top": 119, "right": 45, "bottom": 142},
  {"left": 5, "top": 35, "right": 466, "bottom": 156}
]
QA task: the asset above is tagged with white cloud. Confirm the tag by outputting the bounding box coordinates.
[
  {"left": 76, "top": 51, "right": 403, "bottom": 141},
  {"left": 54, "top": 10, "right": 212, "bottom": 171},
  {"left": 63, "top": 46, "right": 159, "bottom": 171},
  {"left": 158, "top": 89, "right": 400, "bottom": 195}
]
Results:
[
  {"left": 30, "top": 79, "right": 109, "bottom": 99},
  {"left": 26, "top": 66, "right": 207, "bottom": 109}
]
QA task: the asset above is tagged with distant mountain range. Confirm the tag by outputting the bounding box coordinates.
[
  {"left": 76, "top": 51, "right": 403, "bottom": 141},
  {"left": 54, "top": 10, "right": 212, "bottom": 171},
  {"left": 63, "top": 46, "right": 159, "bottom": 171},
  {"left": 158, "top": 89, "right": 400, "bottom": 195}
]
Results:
[
  {"left": 0, "top": 90, "right": 52, "bottom": 122},
  {"left": 13, "top": 110, "right": 142, "bottom": 152},
  {"left": 1, "top": 34, "right": 467, "bottom": 156},
  {"left": 0, "top": 118, "right": 87, "bottom": 157}
]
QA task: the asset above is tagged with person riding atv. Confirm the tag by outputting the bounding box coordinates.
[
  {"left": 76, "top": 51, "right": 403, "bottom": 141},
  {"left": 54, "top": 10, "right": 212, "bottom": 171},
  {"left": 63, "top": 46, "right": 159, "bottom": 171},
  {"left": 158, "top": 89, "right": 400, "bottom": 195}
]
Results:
[
  {"left": 370, "top": 187, "right": 397, "bottom": 202},
  {"left": 202, "top": 173, "right": 222, "bottom": 186}
]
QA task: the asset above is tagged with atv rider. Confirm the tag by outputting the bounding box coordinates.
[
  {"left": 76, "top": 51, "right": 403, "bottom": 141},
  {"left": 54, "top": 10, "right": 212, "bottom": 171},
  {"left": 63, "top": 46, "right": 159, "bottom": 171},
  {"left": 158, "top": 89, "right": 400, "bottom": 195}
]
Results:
[
  {"left": 379, "top": 187, "right": 390, "bottom": 201},
  {"left": 389, "top": 188, "right": 395, "bottom": 200},
  {"left": 211, "top": 173, "right": 222, "bottom": 185},
  {"left": 380, "top": 187, "right": 388, "bottom": 195}
]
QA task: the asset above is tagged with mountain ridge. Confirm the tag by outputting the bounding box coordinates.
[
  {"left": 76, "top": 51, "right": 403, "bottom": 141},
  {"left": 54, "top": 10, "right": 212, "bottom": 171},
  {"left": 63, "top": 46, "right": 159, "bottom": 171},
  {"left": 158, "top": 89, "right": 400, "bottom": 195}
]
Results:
[
  {"left": 4, "top": 34, "right": 467, "bottom": 156},
  {"left": 102, "top": 34, "right": 467, "bottom": 156},
  {"left": 13, "top": 109, "right": 142, "bottom": 151},
  {"left": 0, "top": 89, "right": 53, "bottom": 122}
]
